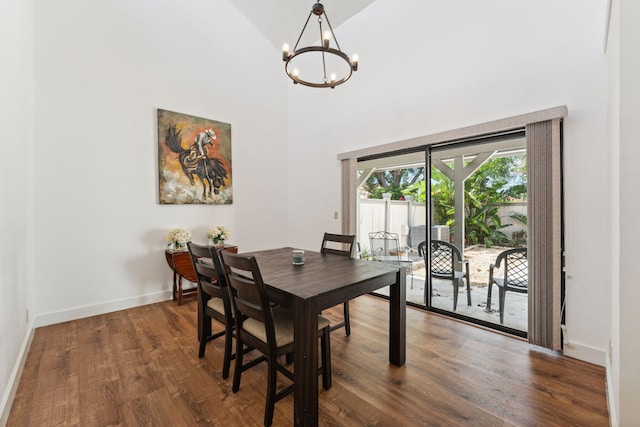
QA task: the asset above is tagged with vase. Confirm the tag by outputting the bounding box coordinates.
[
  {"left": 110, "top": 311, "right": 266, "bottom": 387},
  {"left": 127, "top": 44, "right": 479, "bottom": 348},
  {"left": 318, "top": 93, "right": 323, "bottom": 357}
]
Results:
[
  {"left": 172, "top": 242, "right": 186, "bottom": 252},
  {"left": 212, "top": 240, "right": 225, "bottom": 249}
]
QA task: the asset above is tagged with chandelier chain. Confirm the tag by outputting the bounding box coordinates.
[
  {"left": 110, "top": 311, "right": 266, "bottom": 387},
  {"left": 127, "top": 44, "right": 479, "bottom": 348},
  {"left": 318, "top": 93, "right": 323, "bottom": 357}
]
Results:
[{"left": 293, "top": 11, "right": 314, "bottom": 52}]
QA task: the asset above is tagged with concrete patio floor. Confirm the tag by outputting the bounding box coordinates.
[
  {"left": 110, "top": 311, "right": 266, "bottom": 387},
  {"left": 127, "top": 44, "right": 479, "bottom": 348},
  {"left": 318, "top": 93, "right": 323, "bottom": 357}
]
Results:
[{"left": 374, "top": 258, "right": 528, "bottom": 332}]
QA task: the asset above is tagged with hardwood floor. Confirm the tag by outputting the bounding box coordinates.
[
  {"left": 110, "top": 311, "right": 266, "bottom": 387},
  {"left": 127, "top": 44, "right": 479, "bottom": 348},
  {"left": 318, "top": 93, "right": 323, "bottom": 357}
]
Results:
[{"left": 8, "top": 295, "right": 609, "bottom": 426}]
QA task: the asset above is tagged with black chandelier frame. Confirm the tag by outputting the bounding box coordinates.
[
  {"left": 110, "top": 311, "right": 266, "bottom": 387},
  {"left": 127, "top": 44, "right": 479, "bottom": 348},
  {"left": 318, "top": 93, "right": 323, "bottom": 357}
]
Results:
[{"left": 282, "top": 3, "right": 358, "bottom": 89}]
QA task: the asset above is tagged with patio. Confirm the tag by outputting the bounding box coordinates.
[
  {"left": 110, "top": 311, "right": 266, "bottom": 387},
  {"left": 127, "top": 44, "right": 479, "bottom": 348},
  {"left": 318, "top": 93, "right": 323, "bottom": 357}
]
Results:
[{"left": 374, "top": 245, "right": 528, "bottom": 332}]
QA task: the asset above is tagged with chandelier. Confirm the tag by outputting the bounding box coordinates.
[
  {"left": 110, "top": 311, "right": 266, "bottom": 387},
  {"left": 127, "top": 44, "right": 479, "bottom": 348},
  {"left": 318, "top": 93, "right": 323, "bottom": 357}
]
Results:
[{"left": 282, "top": 3, "right": 358, "bottom": 89}]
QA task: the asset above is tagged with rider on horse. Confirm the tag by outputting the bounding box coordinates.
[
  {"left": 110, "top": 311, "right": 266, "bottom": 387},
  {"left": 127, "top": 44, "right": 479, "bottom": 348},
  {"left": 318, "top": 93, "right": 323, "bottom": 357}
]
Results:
[{"left": 184, "top": 129, "right": 216, "bottom": 171}]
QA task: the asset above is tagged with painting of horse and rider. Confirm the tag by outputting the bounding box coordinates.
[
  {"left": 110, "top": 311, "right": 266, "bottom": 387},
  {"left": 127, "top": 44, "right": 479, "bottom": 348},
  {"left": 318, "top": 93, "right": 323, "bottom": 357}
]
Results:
[{"left": 157, "top": 109, "right": 232, "bottom": 204}]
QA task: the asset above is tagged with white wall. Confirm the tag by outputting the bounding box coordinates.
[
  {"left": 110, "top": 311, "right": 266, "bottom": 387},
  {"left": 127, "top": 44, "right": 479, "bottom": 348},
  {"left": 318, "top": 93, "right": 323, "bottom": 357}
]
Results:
[
  {"left": 615, "top": 0, "right": 640, "bottom": 424},
  {"left": 607, "top": 0, "right": 621, "bottom": 424},
  {"left": 288, "top": 0, "right": 610, "bottom": 364},
  {"left": 0, "top": 0, "right": 35, "bottom": 423},
  {"left": 31, "top": 0, "right": 288, "bottom": 321}
]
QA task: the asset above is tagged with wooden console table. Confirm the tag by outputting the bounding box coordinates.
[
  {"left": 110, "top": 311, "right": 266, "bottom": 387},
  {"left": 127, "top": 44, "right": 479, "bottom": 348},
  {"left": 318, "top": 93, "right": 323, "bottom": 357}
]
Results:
[{"left": 164, "top": 245, "right": 238, "bottom": 304}]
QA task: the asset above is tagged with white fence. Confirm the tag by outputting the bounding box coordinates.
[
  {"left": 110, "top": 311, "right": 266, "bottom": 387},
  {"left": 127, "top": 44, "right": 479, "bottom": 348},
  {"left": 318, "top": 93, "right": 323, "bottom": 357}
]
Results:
[
  {"left": 357, "top": 199, "right": 526, "bottom": 250},
  {"left": 358, "top": 199, "right": 427, "bottom": 251},
  {"left": 497, "top": 202, "right": 527, "bottom": 239}
]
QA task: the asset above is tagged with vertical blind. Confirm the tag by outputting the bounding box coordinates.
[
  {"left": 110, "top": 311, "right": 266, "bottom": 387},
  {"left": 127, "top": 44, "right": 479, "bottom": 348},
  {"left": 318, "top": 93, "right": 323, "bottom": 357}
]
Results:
[{"left": 526, "top": 119, "right": 563, "bottom": 350}]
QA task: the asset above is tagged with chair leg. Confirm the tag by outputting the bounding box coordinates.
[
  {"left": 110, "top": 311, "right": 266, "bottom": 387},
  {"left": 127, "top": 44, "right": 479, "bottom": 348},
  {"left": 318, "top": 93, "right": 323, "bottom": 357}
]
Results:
[
  {"left": 343, "top": 301, "right": 351, "bottom": 336},
  {"left": 264, "top": 351, "right": 278, "bottom": 426},
  {"left": 320, "top": 326, "right": 332, "bottom": 390},
  {"left": 198, "top": 309, "right": 211, "bottom": 358},
  {"left": 198, "top": 334, "right": 207, "bottom": 358},
  {"left": 232, "top": 335, "right": 244, "bottom": 393},
  {"left": 498, "top": 288, "right": 506, "bottom": 324},
  {"left": 222, "top": 323, "right": 233, "bottom": 379},
  {"left": 466, "top": 277, "right": 472, "bottom": 306},
  {"left": 485, "top": 282, "right": 493, "bottom": 313},
  {"left": 453, "top": 279, "right": 459, "bottom": 311}
]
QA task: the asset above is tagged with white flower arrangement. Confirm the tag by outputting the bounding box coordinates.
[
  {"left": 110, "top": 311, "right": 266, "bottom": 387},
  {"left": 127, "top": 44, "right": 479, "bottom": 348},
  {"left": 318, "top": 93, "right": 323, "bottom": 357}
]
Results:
[
  {"left": 208, "top": 225, "right": 231, "bottom": 244},
  {"left": 166, "top": 227, "right": 191, "bottom": 250}
]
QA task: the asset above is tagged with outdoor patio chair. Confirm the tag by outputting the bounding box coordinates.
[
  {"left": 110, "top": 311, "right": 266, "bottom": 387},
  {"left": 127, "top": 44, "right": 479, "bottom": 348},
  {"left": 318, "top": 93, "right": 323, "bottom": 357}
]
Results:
[
  {"left": 407, "top": 225, "right": 427, "bottom": 252},
  {"left": 405, "top": 225, "right": 427, "bottom": 269},
  {"left": 369, "top": 231, "right": 414, "bottom": 288},
  {"left": 219, "top": 251, "right": 332, "bottom": 426},
  {"left": 320, "top": 232, "right": 356, "bottom": 335},
  {"left": 485, "top": 247, "right": 528, "bottom": 324},
  {"left": 421, "top": 239, "right": 471, "bottom": 311}
]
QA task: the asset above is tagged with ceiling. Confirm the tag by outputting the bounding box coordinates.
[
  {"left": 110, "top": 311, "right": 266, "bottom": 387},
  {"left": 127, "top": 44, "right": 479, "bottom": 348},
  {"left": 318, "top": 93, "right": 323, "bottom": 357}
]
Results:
[{"left": 229, "top": 0, "right": 377, "bottom": 50}]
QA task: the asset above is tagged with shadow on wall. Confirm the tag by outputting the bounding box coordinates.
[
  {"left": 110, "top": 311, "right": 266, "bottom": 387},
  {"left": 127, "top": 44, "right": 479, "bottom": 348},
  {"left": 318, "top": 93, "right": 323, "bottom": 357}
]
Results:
[{"left": 124, "top": 228, "right": 178, "bottom": 294}]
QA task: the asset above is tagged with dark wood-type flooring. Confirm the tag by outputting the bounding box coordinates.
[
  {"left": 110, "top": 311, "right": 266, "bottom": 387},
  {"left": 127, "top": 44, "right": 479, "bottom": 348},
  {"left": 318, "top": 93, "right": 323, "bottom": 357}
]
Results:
[{"left": 8, "top": 295, "right": 609, "bottom": 426}]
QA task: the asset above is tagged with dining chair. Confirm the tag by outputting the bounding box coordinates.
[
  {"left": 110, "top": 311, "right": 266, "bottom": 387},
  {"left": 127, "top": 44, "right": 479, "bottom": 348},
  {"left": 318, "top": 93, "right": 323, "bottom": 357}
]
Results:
[
  {"left": 423, "top": 239, "right": 471, "bottom": 311},
  {"left": 220, "top": 251, "right": 332, "bottom": 427},
  {"left": 187, "top": 242, "right": 234, "bottom": 379},
  {"left": 486, "top": 247, "right": 528, "bottom": 324},
  {"left": 320, "top": 232, "right": 356, "bottom": 335}
]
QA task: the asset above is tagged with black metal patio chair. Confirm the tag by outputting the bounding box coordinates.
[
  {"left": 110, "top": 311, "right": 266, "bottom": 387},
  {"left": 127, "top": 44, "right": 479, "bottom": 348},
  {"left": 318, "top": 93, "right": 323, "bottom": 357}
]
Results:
[
  {"left": 485, "top": 247, "right": 528, "bottom": 324},
  {"left": 419, "top": 239, "right": 471, "bottom": 311},
  {"left": 369, "top": 231, "right": 415, "bottom": 288}
]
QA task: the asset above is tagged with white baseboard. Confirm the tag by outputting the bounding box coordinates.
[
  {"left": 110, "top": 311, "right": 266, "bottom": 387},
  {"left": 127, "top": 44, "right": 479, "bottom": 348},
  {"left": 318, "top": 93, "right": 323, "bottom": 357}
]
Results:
[
  {"left": 0, "top": 326, "right": 35, "bottom": 427},
  {"left": 34, "top": 290, "right": 173, "bottom": 328},
  {"left": 605, "top": 349, "right": 618, "bottom": 427},
  {"left": 563, "top": 340, "right": 606, "bottom": 367}
]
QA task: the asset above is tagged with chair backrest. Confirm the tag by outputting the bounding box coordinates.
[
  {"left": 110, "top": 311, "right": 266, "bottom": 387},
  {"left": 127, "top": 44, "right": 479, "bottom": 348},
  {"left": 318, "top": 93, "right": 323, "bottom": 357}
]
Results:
[
  {"left": 429, "top": 240, "right": 463, "bottom": 280},
  {"left": 417, "top": 240, "right": 427, "bottom": 257},
  {"left": 369, "top": 231, "right": 403, "bottom": 262},
  {"left": 495, "top": 247, "right": 528, "bottom": 289},
  {"left": 187, "top": 242, "right": 226, "bottom": 300},
  {"left": 320, "top": 233, "right": 356, "bottom": 257},
  {"left": 220, "top": 251, "right": 276, "bottom": 343},
  {"left": 407, "top": 225, "right": 427, "bottom": 250}
]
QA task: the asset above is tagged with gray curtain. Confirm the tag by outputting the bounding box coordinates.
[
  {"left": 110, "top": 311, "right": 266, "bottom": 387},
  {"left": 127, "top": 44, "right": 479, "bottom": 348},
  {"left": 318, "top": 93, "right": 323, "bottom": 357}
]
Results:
[{"left": 526, "top": 119, "right": 563, "bottom": 350}]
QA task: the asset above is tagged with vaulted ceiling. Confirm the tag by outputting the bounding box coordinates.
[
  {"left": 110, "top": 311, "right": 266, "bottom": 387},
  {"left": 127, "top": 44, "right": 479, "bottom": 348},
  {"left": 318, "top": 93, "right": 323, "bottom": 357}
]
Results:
[{"left": 229, "top": 0, "right": 377, "bottom": 50}]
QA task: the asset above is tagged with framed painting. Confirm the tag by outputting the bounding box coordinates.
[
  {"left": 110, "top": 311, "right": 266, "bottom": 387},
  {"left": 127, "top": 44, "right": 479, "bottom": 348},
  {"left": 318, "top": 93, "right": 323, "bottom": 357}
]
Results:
[{"left": 157, "top": 109, "right": 232, "bottom": 204}]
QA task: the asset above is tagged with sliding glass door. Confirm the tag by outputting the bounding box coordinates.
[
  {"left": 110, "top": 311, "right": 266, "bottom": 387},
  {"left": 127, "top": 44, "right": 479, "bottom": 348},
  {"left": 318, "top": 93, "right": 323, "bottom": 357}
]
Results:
[
  {"left": 427, "top": 136, "right": 528, "bottom": 335},
  {"left": 356, "top": 134, "right": 530, "bottom": 337}
]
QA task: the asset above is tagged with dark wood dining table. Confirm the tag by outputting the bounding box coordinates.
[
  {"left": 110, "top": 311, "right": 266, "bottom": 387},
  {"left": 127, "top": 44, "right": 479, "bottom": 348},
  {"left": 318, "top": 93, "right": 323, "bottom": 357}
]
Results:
[{"left": 245, "top": 247, "right": 406, "bottom": 427}]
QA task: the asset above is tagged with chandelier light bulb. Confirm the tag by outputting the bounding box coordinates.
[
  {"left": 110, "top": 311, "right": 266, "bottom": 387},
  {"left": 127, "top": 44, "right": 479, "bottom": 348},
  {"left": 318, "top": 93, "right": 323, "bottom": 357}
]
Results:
[
  {"left": 351, "top": 54, "right": 359, "bottom": 71},
  {"left": 282, "top": 43, "right": 290, "bottom": 61},
  {"left": 323, "top": 31, "right": 331, "bottom": 49}
]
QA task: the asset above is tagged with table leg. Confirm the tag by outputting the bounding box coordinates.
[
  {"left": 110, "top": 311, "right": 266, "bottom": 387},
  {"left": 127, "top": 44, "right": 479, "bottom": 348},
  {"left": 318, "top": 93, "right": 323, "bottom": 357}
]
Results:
[
  {"left": 178, "top": 275, "right": 184, "bottom": 305},
  {"left": 293, "top": 296, "right": 319, "bottom": 427},
  {"left": 172, "top": 270, "right": 178, "bottom": 301},
  {"left": 389, "top": 267, "right": 406, "bottom": 366}
]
